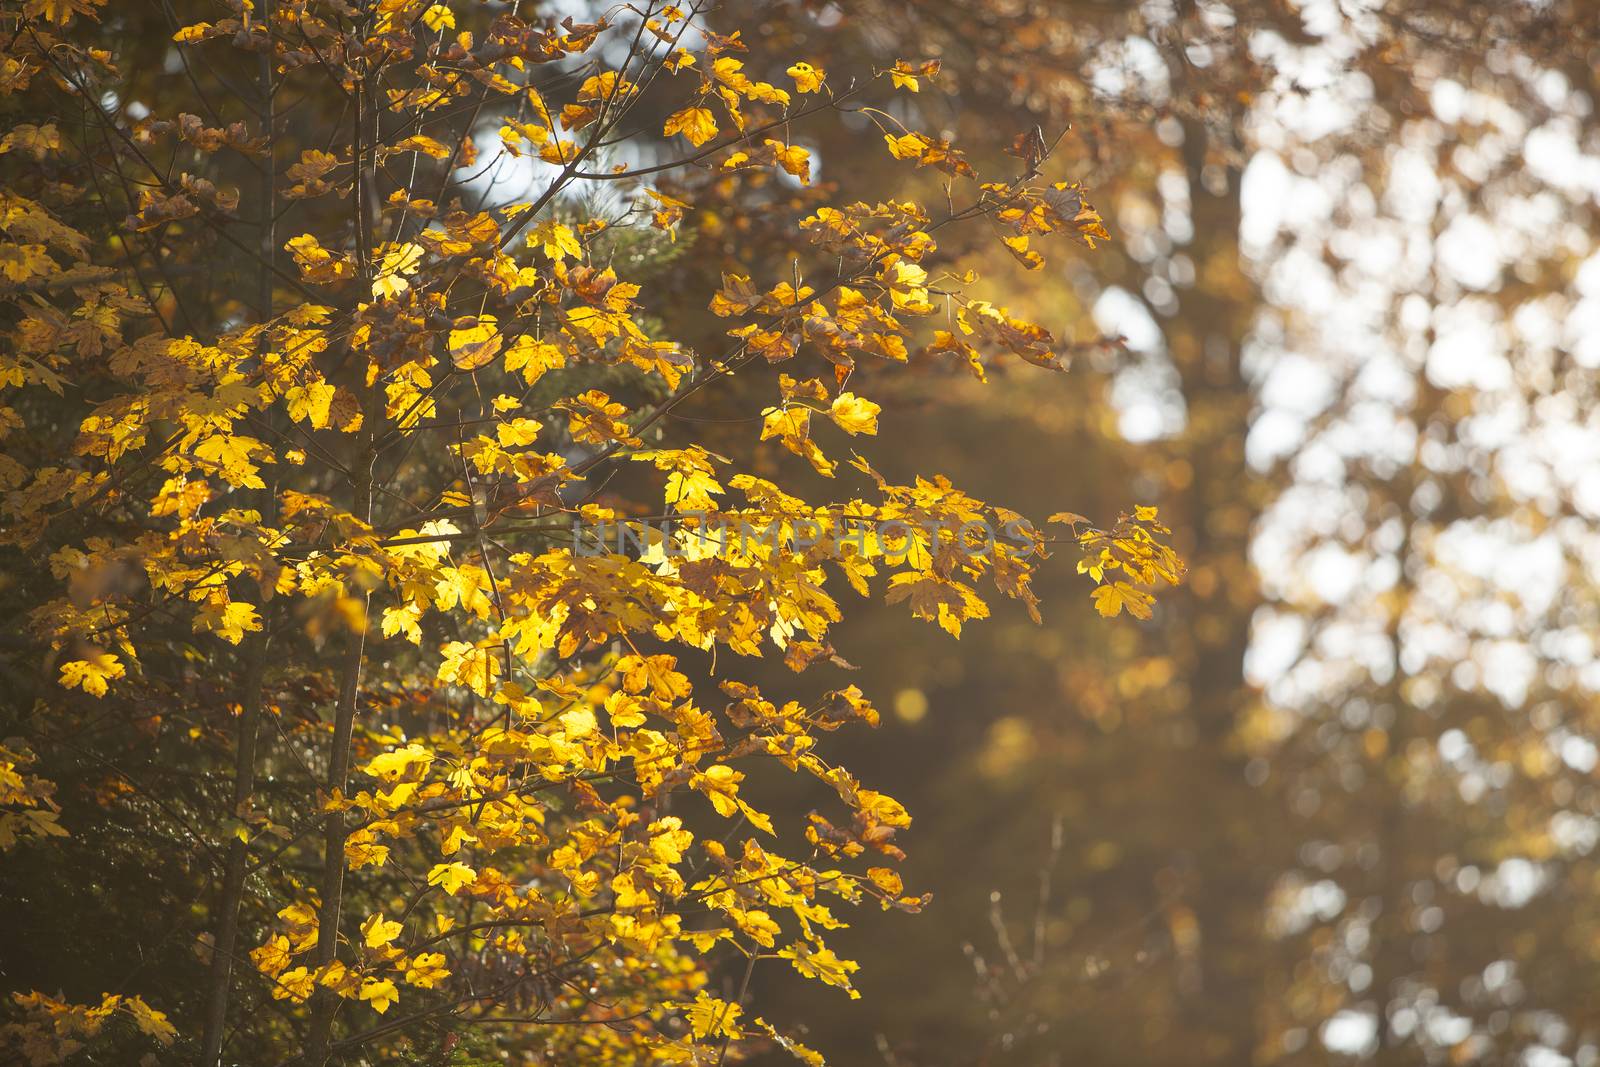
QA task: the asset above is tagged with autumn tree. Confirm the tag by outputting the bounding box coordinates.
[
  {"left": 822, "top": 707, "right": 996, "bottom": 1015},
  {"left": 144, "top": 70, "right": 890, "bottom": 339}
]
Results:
[{"left": 0, "top": 1, "right": 1181, "bottom": 1065}]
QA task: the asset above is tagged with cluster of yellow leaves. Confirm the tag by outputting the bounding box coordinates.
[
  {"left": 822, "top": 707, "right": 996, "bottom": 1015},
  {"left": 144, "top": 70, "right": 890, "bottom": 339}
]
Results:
[
  {"left": 2, "top": 991, "right": 174, "bottom": 1066},
  {"left": 1058, "top": 506, "right": 1186, "bottom": 619},
  {"left": 0, "top": 744, "right": 67, "bottom": 850},
  {"left": 0, "top": 5, "right": 1182, "bottom": 1064}
]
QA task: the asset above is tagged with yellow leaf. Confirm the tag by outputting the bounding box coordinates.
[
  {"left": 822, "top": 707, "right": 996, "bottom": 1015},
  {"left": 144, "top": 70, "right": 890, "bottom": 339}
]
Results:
[
  {"left": 1002, "top": 234, "right": 1044, "bottom": 270},
  {"left": 362, "top": 743, "right": 434, "bottom": 781},
  {"left": 504, "top": 335, "right": 567, "bottom": 385},
  {"left": 427, "top": 861, "right": 477, "bottom": 896},
  {"left": 866, "top": 867, "right": 903, "bottom": 895},
  {"left": 495, "top": 417, "right": 542, "bottom": 447},
  {"left": 768, "top": 139, "right": 811, "bottom": 183},
  {"left": 527, "top": 221, "right": 582, "bottom": 262},
  {"left": 393, "top": 134, "right": 451, "bottom": 158},
  {"left": 664, "top": 106, "right": 718, "bottom": 147},
  {"left": 539, "top": 139, "right": 580, "bottom": 164},
  {"left": 359, "top": 977, "right": 399, "bottom": 1014},
  {"left": 194, "top": 432, "right": 267, "bottom": 489},
  {"left": 0, "top": 124, "right": 62, "bottom": 159},
  {"left": 786, "top": 61, "right": 825, "bottom": 93},
  {"left": 437, "top": 640, "right": 500, "bottom": 696},
  {"left": 448, "top": 316, "right": 504, "bottom": 370},
  {"left": 250, "top": 935, "right": 291, "bottom": 977},
  {"left": 828, "top": 393, "right": 879, "bottom": 436},
  {"left": 440, "top": 824, "right": 477, "bottom": 856},
  {"left": 23, "top": 0, "right": 101, "bottom": 27},
  {"left": 272, "top": 967, "right": 314, "bottom": 1002},
  {"left": 605, "top": 690, "right": 648, "bottom": 728},
  {"left": 194, "top": 600, "right": 262, "bottom": 645},
  {"left": 124, "top": 996, "right": 177, "bottom": 1045},
  {"left": 371, "top": 242, "right": 424, "bottom": 299},
  {"left": 381, "top": 604, "right": 423, "bottom": 645},
  {"left": 285, "top": 379, "right": 336, "bottom": 429},
  {"left": 779, "top": 941, "right": 860, "bottom": 998},
  {"left": 691, "top": 764, "right": 743, "bottom": 818},
  {"left": 664, "top": 467, "right": 723, "bottom": 510},
  {"left": 686, "top": 991, "right": 743, "bottom": 1040},
  {"left": 558, "top": 705, "right": 598, "bottom": 739},
  {"left": 1091, "top": 581, "right": 1154, "bottom": 620},
  {"left": 753, "top": 1018, "right": 827, "bottom": 1067},
  {"left": 360, "top": 913, "right": 403, "bottom": 948},
  {"left": 404, "top": 952, "right": 451, "bottom": 989},
  {"left": 59, "top": 651, "right": 125, "bottom": 697},
  {"left": 421, "top": 3, "right": 454, "bottom": 31}
]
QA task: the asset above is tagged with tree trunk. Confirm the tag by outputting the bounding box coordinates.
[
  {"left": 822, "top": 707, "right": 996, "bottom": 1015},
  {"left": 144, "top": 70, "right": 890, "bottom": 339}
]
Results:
[
  {"left": 1169, "top": 112, "right": 1269, "bottom": 1066},
  {"left": 199, "top": 643, "right": 268, "bottom": 1066},
  {"left": 199, "top": 22, "right": 275, "bottom": 1061}
]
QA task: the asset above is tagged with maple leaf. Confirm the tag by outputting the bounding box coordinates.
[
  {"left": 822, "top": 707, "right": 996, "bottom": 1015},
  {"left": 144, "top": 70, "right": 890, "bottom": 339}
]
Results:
[
  {"left": 780, "top": 941, "right": 861, "bottom": 998},
  {"left": 0, "top": 124, "right": 61, "bottom": 160},
  {"left": 558, "top": 705, "right": 598, "bottom": 739},
  {"left": 867, "top": 866, "right": 904, "bottom": 895},
  {"left": 285, "top": 380, "right": 336, "bottom": 429},
  {"left": 884, "top": 132, "right": 931, "bottom": 161},
  {"left": 691, "top": 764, "right": 744, "bottom": 818},
  {"left": 828, "top": 393, "right": 880, "bottom": 436},
  {"left": 193, "top": 432, "right": 267, "bottom": 489},
  {"left": 437, "top": 641, "right": 500, "bottom": 696},
  {"left": 273, "top": 967, "right": 314, "bottom": 1003},
  {"left": 371, "top": 242, "right": 424, "bottom": 299},
  {"left": 124, "top": 996, "right": 177, "bottom": 1045},
  {"left": 504, "top": 336, "right": 567, "bottom": 385},
  {"left": 250, "top": 936, "right": 291, "bottom": 977},
  {"left": 754, "top": 1019, "right": 827, "bottom": 1067},
  {"left": 886, "top": 59, "right": 939, "bottom": 92},
  {"left": 392, "top": 134, "right": 450, "bottom": 158},
  {"left": 1091, "top": 581, "right": 1155, "bottom": 620},
  {"left": 426, "top": 861, "right": 477, "bottom": 896},
  {"left": 768, "top": 139, "right": 812, "bottom": 183},
  {"left": 603, "top": 690, "right": 647, "bottom": 729},
  {"left": 421, "top": 4, "right": 454, "bottom": 31},
  {"left": 665, "top": 466, "right": 723, "bottom": 510},
  {"left": 1002, "top": 234, "right": 1044, "bottom": 270},
  {"left": 381, "top": 604, "right": 422, "bottom": 644},
  {"left": 496, "top": 417, "right": 542, "bottom": 447},
  {"left": 193, "top": 600, "right": 262, "bottom": 645},
  {"left": 23, "top": 0, "right": 103, "bottom": 27},
  {"left": 359, "top": 977, "right": 399, "bottom": 1014},
  {"left": 284, "top": 233, "right": 352, "bottom": 278},
  {"left": 686, "top": 991, "right": 743, "bottom": 1040},
  {"left": 59, "top": 652, "right": 125, "bottom": 697},
  {"left": 363, "top": 744, "right": 434, "bottom": 781},
  {"left": 404, "top": 952, "right": 450, "bottom": 989},
  {"left": 664, "top": 106, "right": 718, "bottom": 147},
  {"left": 526, "top": 220, "right": 582, "bottom": 261},
  {"left": 360, "top": 914, "right": 403, "bottom": 949},
  {"left": 448, "top": 317, "right": 504, "bottom": 370}
]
